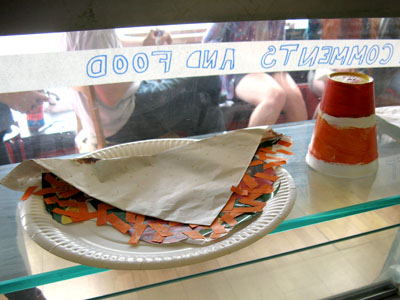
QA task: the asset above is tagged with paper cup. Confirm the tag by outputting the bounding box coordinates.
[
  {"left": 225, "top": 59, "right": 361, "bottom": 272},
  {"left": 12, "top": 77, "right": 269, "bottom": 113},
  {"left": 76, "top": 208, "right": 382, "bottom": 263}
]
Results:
[{"left": 306, "top": 72, "right": 378, "bottom": 178}]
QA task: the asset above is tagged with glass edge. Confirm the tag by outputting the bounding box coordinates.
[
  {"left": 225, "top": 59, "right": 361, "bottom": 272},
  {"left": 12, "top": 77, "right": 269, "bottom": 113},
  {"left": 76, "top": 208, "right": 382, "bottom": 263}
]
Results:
[{"left": 1, "top": 194, "right": 400, "bottom": 294}]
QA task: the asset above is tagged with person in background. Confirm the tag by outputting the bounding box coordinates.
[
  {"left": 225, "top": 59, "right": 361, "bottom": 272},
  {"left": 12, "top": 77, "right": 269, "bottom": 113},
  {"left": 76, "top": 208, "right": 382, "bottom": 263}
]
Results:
[
  {"left": 306, "top": 18, "right": 381, "bottom": 103},
  {"left": 0, "top": 91, "right": 48, "bottom": 164},
  {"left": 371, "top": 18, "right": 400, "bottom": 106},
  {"left": 304, "top": 19, "right": 322, "bottom": 40},
  {"left": 67, "top": 29, "right": 224, "bottom": 149},
  {"left": 0, "top": 91, "right": 48, "bottom": 300},
  {"left": 203, "top": 21, "right": 307, "bottom": 126}
]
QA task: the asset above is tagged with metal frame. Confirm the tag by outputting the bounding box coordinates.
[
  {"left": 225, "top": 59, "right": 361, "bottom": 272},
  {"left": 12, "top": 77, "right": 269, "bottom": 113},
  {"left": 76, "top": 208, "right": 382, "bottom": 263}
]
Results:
[{"left": 1, "top": 0, "right": 400, "bottom": 36}]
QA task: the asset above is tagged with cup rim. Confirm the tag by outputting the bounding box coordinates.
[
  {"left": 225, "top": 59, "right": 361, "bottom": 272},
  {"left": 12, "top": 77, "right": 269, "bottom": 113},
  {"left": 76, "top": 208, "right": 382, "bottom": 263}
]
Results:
[{"left": 328, "top": 71, "right": 373, "bottom": 85}]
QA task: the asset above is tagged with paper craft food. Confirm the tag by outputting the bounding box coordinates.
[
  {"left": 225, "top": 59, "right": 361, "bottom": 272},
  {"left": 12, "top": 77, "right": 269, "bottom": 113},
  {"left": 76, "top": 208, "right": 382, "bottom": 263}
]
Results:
[
  {"left": 306, "top": 72, "right": 378, "bottom": 178},
  {"left": 19, "top": 132, "right": 294, "bottom": 245},
  {"left": 4, "top": 127, "right": 278, "bottom": 226}
]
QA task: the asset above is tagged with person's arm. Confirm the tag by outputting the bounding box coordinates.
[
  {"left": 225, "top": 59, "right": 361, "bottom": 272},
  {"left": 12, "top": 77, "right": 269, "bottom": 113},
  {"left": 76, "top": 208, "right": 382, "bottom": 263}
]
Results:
[
  {"left": 0, "top": 91, "right": 48, "bottom": 113},
  {"left": 93, "top": 82, "right": 135, "bottom": 106},
  {"left": 119, "top": 36, "right": 144, "bottom": 48},
  {"left": 120, "top": 29, "right": 172, "bottom": 47},
  {"left": 202, "top": 23, "right": 226, "bottom": 43},
  {"left": 254, "top": 20, "right": 286, "bottom": 41},
  {"left": 142, "top": 30, "right": 172, "bottom": 46}
]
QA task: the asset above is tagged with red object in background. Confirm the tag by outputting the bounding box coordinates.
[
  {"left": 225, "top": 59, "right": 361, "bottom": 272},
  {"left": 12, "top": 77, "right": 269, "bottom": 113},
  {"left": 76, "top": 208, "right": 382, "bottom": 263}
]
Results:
[
  {"left": 298, "top": 83, "right": 320, "bottom": 120},
  {"left": 3, "top": 125, "right": 26, "bottom": 163},
  {"left": 27, "top": 103, "right": 45, "bottom": 132}
]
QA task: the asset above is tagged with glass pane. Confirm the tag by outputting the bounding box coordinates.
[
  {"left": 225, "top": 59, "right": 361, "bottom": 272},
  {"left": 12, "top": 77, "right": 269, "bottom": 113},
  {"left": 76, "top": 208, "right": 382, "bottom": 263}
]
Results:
[
  {"left": 1, "top": 17, "right": 400, "bottom": 299},
  {"left": 1, "top": 18, "right": 399, "bottom": 161}
]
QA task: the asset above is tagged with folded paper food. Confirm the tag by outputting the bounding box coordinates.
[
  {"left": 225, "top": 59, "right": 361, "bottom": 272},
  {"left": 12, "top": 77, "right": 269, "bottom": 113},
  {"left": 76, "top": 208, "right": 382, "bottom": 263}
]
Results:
[{"left": 1, "top": 127, "right": 281, "bottom": 225}]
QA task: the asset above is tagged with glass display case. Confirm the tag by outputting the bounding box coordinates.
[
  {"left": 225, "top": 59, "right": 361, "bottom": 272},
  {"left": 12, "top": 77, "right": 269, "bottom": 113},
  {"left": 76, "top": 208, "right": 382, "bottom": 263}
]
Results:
[{"left": 1, "top": 2, "right": 400, "bottom": 299}]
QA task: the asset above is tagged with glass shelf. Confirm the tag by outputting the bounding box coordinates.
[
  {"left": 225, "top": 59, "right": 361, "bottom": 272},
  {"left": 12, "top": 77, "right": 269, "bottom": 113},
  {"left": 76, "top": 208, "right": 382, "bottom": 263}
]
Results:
[
  {"left": 88, "top": 223, "right": 400, "bottom": 300},
  {"left": 1, "top": 119, "right": 400, "bottom": 299}
]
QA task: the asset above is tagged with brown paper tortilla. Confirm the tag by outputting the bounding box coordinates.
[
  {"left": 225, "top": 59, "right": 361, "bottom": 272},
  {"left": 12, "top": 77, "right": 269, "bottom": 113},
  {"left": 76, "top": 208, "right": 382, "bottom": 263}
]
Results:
[{"left": 1, "top": 126, "right": 277, "bottom": 225}]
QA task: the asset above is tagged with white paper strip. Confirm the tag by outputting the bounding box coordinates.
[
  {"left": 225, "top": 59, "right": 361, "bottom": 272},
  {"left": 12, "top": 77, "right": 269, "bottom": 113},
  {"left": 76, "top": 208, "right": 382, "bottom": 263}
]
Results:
[
  {"left": 1, "top": 39, "right": 400, "bottom": 93},
  {"left": 319, "top": 110, "right": 376, "bottom": 128}
]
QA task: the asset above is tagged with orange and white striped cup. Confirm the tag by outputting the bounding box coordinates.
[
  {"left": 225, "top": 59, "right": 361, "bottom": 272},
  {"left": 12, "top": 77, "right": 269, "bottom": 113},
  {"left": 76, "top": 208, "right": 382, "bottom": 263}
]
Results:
[{"left": 306, "top": 72, "right": 378, "bottom": 177}]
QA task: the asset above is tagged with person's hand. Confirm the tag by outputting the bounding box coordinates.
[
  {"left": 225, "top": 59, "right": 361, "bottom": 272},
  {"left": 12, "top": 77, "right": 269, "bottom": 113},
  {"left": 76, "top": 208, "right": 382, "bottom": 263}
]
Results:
[
  {"left": 0, "top": 91, "right": 49, "bottom": 113},
  {"left": 142, "top": 29, "right": 172, "bottom": 46}
]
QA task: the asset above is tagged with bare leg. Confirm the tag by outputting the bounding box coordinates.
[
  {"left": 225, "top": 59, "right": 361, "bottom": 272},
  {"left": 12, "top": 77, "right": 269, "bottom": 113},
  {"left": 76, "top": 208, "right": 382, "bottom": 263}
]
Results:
[
  {"left": 235, "top": 73, "right": 286, "bottom": 126},
  {"left": 272, "top": 72, "right": 307, "bottom": 122}
]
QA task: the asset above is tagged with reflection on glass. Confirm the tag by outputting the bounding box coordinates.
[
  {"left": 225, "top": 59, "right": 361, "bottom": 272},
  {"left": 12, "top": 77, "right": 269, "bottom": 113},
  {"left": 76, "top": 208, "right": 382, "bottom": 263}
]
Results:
[
  {"left": 1, "top": 17, "right": 400, "bottom": 300},
  {"left": 0, "top": 18, "right": 399, "bottom": 163}
]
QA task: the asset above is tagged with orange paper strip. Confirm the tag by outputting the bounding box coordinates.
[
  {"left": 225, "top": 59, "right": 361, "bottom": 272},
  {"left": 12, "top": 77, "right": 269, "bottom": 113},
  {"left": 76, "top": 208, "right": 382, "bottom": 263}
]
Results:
[
  {"left": 77, "top": 201, "right": 89, "bottom": 214},
  {"left": 254, "top": 172, "right": 279, "bottom": 182},
  {"left": 44, "top": 196, "right": 58, "bottom": 205},
  {"left": 126, "top": 212, "right": 136, "bottom": 223},
  {"left": 70, "top": 212, "right": 98, "bottom": 222},
  {"left": 168, "top": 221, "right": 181, "bottom": 227},
  {"left": 211, "top": 222, "right": 227, "bottom": 234},
  {"left": 20, "top": 186, "right": 38, "bottom": 201},
  {"left": 221, "top": 213, "right": 238, "bottom": 226},
  {"left": 242, "top": 173, "right": 259, "bottom": 189},
  {"left": 96, "top": 209, "right": 107, "bottom": 226},
  {"left": 263, "top": 161, "right": 286, "bottom": 170},
  {"left": 58, "top": 188, "right": 81, "bottom": 199},
  {"left": 107, "top": 213, "right": 131, "bottom": 234},
  {"left": 230, "top": 185, "right": 248, "bottom": 196},
  {"left": 44, "top": 173, "right": 67, "bottom": 188},
  {"left": 249, "top": 184, "right": 274, "bottom": 194},
  {"left": 129, "top": 224, "right": 147, "bottom": 245},
  {"left": 249, "top": 160, "right": 264, "bottom": 166},
  {"left": 183, "top": 230, "right": 205, "bottom": 240},
  {"left": 57, "top": 200, "right": 79, "bottom": 207},
  {"left": 135, "top": 214, "right": 145, "bottom": 225},
  {"left": 210, "top": 232, "right": 221, "bottom": 239},
  {"left": 98, "top": 203, "right": 114, "bottom": 211},
  {"left": 231, "top": 206, "right": 263, "bottom": 213},
  {"left": 278, "top": 140, "right": 292, "bottom": 147},
  {"left": 52, "top": 208, "right": 81, "bottom": 218},
  {"left": 243, "top": 193, "right": 263, "bottom": 201},
  {"left": 265, "top": 156, "right": 287, "bottom": 162},
  {"left": 152, "top": 233, "right": 165, "bottom": 243},
  {"left": 276, "top": 149, "right": 294, "bottom": 155},
  {"left": 222, "top": 195, "right": 236, "bottom": 212},
  {"left": 148, "top": 223, "right": 173, "bottom": 237},
  {"left": 239, "top": 198, "right": 266, "bottom": 208},
  {"left": 33, "top": 187, "right": 56, "bottom": 196},
  {"left": 258, "top": 147, "right": 276, "bottom": 154},
  {"left": 257, "top": 151, "right": 267, "bottom": 161}
]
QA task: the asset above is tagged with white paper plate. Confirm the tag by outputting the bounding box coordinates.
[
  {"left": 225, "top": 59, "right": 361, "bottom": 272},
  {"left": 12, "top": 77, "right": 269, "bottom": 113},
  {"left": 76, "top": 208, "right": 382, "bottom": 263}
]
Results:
[{"left": 19, "top": 138, "right": 296, "bottom": 270}]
